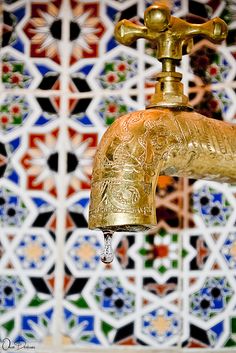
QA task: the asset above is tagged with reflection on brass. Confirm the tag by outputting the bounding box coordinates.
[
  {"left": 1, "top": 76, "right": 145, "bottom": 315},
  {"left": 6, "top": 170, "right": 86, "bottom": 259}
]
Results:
[{"left": 88, "top": 2, "right": 233, "bottom": 232}]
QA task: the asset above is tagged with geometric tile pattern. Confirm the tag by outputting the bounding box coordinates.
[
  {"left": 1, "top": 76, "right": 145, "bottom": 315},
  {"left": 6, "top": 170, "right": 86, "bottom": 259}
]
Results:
[{"left": 1, "top": 0, "right": 236, "bottom": 352}]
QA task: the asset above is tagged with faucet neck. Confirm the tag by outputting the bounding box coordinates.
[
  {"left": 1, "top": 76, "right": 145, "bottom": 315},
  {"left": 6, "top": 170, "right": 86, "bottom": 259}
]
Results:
[{"left": 147, "top": 58, "right": 191, "bottom": 109}]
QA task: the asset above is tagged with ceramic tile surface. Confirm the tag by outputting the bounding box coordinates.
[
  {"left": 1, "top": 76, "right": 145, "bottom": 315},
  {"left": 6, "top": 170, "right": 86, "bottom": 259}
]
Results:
[{"left": 1, "top": 0, "right": 236, "bottom": 352}]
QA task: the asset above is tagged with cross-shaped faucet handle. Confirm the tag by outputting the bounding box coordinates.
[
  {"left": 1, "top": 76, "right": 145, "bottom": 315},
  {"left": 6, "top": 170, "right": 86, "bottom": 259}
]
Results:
[{"left": 115, "top": 1, "right": 228, "bottom": 61}]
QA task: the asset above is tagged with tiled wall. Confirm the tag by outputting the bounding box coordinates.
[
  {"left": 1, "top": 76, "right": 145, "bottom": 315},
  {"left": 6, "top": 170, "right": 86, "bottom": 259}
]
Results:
[{"left": 1, "top": 0, "right": 236, "bottom": 352}]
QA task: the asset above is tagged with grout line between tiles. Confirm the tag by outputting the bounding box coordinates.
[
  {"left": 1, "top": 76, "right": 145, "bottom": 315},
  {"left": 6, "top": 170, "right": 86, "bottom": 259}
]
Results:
[
  {"left": 36, "top": 346, "right": 178, "bottom": 353},
  {"left": 179, "top": 177, "right": 191, "bottom": 348},
  {"left": 24, "top": 339, "right": 236, "bottom": 353},
  {"left": 52, "top": 0, "right": 70, "bottom": 349}
]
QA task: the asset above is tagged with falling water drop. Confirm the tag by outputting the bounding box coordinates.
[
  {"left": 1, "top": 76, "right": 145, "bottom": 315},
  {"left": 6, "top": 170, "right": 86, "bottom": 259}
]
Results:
[{"left": 100, "top": 230, "right": 114, "bottom": 264}]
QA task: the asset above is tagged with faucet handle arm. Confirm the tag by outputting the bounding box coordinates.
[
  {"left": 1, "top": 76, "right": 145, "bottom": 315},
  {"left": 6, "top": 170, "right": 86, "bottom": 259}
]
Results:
[
  {"left": 114, "top": 2, "right": 228, "bottom": 61},
  {"left": 114, "top": 20, "right": 148, "bottom": 47},
  {"left": 179, "top": 17, "right": 228, "bottom": 44}
]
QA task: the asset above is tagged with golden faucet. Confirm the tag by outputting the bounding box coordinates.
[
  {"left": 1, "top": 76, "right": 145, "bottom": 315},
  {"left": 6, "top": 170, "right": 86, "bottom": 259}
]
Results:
[{"left": 89, "top": 2, "right": 235, "bottom": 236}]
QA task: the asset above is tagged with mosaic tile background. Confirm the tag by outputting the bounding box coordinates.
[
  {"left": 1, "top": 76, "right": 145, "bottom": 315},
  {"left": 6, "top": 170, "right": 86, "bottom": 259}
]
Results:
[{"left": 0, "top": 0, "right": 236, "bottom": 352}]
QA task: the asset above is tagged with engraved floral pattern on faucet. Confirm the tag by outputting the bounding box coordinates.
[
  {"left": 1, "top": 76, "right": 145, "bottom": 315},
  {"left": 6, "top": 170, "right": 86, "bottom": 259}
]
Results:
[
  {"left": 90, "top": 107, "right": 236, "bottom": 231},
  {"left": 109, "top": 184, "right": 140, "bottom": 209}
]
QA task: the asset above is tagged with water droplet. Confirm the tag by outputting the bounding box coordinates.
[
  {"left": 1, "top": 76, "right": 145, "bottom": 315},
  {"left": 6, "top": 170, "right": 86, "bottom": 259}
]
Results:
[{"left": 100, "top": 230, "right": 114, "bottom": 264}]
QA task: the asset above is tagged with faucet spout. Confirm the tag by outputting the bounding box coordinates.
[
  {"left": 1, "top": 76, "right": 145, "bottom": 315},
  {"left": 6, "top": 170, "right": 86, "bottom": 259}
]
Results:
[{"left": 89, "top": 108, "right": 236, "bottom": 231}]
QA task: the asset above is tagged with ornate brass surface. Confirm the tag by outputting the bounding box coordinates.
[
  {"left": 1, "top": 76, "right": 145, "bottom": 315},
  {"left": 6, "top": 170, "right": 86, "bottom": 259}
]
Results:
[
  {"left": 89, "top": 109, "right": 236, "bottom": 231},
  {"left": 88, "top": 2, "right": 233, "bottom": 232},
  {"left": 114, "top": 3, "right": 227, "bottom": 60},
  {"left": 115, "top": 1, "right": 227, "bottom": 108}
]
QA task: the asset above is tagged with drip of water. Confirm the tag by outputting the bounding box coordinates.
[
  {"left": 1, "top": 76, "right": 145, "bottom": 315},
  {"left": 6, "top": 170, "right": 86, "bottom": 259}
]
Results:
[{"left": 100, "top": 230, "right": 114, "bottom": 264}]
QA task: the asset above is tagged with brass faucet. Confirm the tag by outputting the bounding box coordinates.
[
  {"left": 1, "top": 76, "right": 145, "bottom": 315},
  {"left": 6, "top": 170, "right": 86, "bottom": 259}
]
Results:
[{"left": 89, "top": 2, "right": 235, "bottom": 233}]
